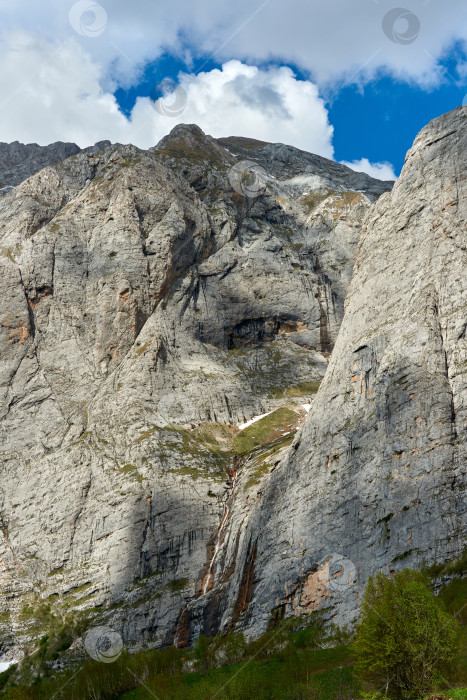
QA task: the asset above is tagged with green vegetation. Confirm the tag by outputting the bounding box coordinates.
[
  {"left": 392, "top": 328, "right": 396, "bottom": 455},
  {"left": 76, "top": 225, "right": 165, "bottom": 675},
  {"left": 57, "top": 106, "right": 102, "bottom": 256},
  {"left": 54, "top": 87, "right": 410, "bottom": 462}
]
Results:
[
  {"left": 156, "top": 138, "right": 228, "bottom": 172},
  {"left": 299, "top": 189, "right": 363, "bottom": 219},
  {"left": 120, "top": 156, "right": 141, "bottom": 168},
  {"left": 327, "top": 191, "right": 363, "bottom": 220},
  {"left": 425, "top": 547, "right": 467, "bottom": 579},
  {"left": 3, "top": 564, "right": 466, "bottom": 699},
  {"left": 391, "top": 549, "right": 415, "bottom": 563},
  {"left": 228, "top": 347, "right": 246, "bottom": 356},
  {"left": 158, "top": 422, "right": 238, "bottom": 481},
  {"left": 1, "top": 615, "right": 361, "bottom": 699},
  {"left": 164, "top": 578, "right": 189, "bottom": 593},
  {"left": 3, "top": 598, "right": 95, "bottom": 692},
  {"left": 120, "top": 464, "right": 137, "bottom": 473},
  {"left": 232, "top": 407, "right": 299, "bottom": 456},
  {"left": 243, "top": 460, "right": 272, "bottom": 490},
  {"left": 439, "top": 576, "right": 467, "bottom": 626},
  {"left": 119, "top": 463, "right": 143, "bottom": 482},
  {"left": 352, "top": 569, "right": 460, "bottom": 699}
]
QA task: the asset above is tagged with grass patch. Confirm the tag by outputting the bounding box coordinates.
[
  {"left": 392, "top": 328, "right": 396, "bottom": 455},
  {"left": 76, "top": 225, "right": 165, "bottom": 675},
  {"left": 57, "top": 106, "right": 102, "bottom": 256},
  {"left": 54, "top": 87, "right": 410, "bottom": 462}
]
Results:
[
  {"left": 4, "top": 589, "right": 466, "bottom": 700},
  {"left": 119, "top": 464, "right": 143, "bottom": 483},
  {"left": 438, "top": 577, "right": 467, "bottom": 626},
  {"left": 120, "top": 464, "right": 137, "bottom": 474},
  {"left": 5, "top": 618, "right": 358, "bottom": 700},
  {"left": 134, "top": 425, "right": 160, "bottom": 443},
  {"left": 243, "top": 462, "right": 273, "bottom": 490},
  {"left": 164, "top": 578, "right": 189, "bottom": 593},
  {"left": 233, "top": 407, "right": 299, "bottom": 456}
]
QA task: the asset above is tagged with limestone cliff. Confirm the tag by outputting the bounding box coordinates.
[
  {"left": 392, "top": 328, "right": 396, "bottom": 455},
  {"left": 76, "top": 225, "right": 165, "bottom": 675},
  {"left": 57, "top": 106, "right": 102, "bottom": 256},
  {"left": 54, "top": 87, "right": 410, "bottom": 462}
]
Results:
[
  {"left": 2, "top": 110, "right": 464, "bottom": 660},
  {"left": 0, "top": 123, "right": 391, "bottom": 657},
  {"left": 184, "top": 107, "right": 466, "bottom": 642}
]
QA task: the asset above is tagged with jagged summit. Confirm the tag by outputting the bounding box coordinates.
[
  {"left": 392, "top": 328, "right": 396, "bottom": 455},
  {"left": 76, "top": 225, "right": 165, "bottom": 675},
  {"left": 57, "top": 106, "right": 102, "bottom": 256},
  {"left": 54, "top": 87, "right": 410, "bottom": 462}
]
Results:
[{"left": 156, "top": 123, "right": 394, "bottom": 194}]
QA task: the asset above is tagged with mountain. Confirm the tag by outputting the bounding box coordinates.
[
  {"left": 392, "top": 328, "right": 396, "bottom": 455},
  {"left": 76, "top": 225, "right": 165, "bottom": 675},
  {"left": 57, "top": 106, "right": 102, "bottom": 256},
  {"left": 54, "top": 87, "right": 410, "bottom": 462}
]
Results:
[{"left": 0, "top": 111, "right": 464, "bottom": 663}]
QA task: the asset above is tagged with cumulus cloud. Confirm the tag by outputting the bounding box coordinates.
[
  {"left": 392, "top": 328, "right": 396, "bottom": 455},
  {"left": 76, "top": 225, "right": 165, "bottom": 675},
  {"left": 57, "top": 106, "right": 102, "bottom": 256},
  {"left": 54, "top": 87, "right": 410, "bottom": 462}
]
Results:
[
  {"left": 0, "top": 0, "right": 465, "bottom": 88},
  {"left": 0, "top": 34, "right": 130, "bottom": 146},
  {"left": 0, "top": 37, "right": 334, "bottom": 157},
  {"left": 0, "top": 1, "right": 465, "bottom": 158},
  {"left": 340, "top": 158, "right": 397, "bottom": 181}
]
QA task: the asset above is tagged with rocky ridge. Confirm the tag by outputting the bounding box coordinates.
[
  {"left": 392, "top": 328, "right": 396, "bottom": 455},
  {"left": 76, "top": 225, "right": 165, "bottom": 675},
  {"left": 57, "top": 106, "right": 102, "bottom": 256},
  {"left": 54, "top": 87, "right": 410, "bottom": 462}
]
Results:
[{"left": 0, "top": 140, "right": 115, "bottom": 193}]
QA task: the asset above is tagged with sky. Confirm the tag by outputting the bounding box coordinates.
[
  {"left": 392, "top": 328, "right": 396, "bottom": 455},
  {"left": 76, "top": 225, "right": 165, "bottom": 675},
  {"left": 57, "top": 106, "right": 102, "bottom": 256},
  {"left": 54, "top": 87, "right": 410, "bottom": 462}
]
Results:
[{"left": 0, "top": 0, "right": 466, "bottom": 179}]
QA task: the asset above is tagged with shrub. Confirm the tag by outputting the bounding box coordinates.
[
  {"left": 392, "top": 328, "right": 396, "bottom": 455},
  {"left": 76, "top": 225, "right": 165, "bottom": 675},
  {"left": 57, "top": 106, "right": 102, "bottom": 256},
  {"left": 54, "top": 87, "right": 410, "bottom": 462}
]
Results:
[{"left": 352, "top": 569, "right": 459, "bottom": 699}]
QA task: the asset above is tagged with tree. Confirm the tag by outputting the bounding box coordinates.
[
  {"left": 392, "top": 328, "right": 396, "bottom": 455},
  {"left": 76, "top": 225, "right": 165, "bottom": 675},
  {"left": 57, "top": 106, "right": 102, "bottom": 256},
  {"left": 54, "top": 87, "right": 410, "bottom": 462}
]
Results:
[
  {"left": 352, "top": 568, "right": 459, "bottom": 699},
  {"left": 194, "top": 634, "right": 217, "bottom": 672},
  {"left": 221, "top": 632, "right": 248, "bottom": 665}
]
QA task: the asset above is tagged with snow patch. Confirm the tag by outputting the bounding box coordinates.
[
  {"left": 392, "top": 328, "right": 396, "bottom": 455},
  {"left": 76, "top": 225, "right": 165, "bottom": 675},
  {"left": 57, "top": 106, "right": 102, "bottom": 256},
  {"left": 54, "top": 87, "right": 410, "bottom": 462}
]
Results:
[
  {"left": 238, "top": 410, "right": 273, "bottom": 430},
  {"left": 0, "top": 661, "right": 18, "bottom": 672}
]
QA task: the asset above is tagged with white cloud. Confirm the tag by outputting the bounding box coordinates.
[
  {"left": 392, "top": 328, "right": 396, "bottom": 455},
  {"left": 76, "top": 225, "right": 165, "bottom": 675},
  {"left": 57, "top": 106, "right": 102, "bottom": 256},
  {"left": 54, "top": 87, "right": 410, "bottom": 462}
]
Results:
[
  {"left": 340, "top": 158, "right": 397, "bottom": 181},
  {"left": 150, "top": 61, "right": 334, "bottom": 157},
  {"left": 0, "top": 1, "right": 465, "bottom": 159},
  {"left": 0, "top": 37, "right": 334, "bottom": 158},
  {"left": 0, "top": 34, "right": 130, "bottom": 146},
  {"left": 0, "top": 0, "right": 465, "bottom": 89}
]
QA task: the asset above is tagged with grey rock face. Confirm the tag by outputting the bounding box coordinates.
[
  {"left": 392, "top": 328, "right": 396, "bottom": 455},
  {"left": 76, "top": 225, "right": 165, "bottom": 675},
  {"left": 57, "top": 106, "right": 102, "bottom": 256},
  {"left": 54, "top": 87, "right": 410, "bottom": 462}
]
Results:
[
  {"left": 190, "top": 108, "right": 466, "bottom": 641},
  {"left": 0, "top": 140, "right": 114, "bottom": 189},
  {"left": 0, "top": 123, "right": 397, "bottom": 657}
]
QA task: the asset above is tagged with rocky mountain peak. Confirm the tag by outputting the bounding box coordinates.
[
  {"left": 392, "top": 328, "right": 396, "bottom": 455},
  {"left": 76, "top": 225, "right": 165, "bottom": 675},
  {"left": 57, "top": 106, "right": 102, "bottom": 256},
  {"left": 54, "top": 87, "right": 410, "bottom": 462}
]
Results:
[{"left": 156, "top": 122, "right": 208, "bottom": 146}]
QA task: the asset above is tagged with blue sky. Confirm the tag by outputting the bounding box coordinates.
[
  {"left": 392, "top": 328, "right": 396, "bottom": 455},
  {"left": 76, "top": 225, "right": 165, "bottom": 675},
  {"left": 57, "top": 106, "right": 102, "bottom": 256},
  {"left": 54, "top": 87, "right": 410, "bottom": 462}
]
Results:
[
  {"left": 0, "top": 0, "right": 466, "bottom": 180},
  {"left": 115, "top": 51, "right": 467, "bottom": 176},
  {"left": 328, "top": 67, "right": 466, "bottom": 174}
]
